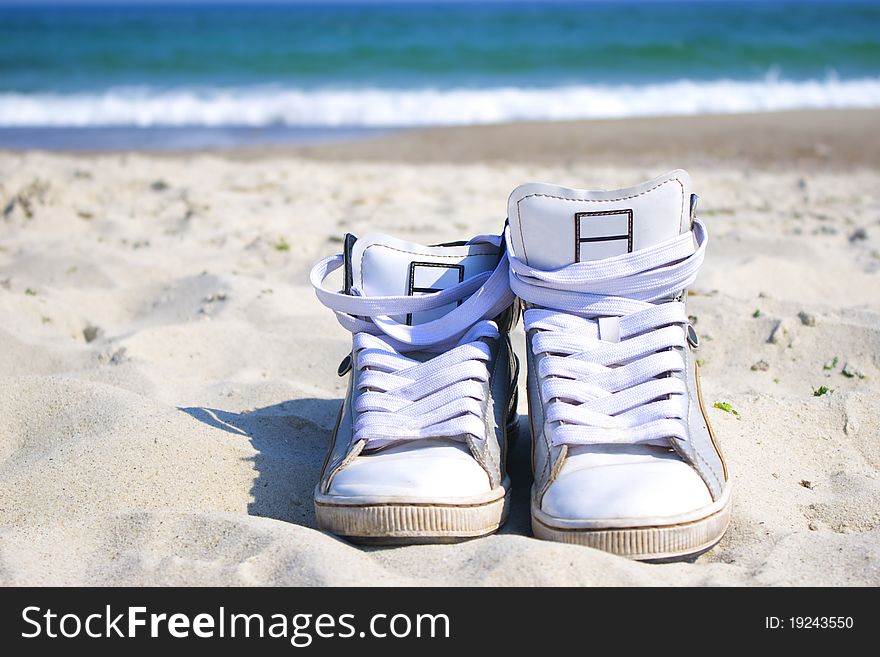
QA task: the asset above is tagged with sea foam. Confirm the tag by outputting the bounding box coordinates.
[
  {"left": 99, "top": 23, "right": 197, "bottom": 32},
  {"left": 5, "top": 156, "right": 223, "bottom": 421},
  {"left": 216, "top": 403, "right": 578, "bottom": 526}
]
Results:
[{"left": 3, "top": 77, "right": 879, "bottom": 127}]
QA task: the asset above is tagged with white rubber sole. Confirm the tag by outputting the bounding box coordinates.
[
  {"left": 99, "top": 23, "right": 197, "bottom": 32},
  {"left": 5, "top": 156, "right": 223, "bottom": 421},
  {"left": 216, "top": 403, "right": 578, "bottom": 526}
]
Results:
[
  {"left": 531, "top": 484, "right": 732, "bottom": 561},
  {"left": 315, "top": 478, "right": 511, "bottom": 545}
]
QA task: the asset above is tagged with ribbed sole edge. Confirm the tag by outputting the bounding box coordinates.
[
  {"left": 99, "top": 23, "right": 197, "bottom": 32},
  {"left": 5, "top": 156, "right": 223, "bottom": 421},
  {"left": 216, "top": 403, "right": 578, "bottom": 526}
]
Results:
[
  {"left": 531, "top": 497, "right": 732, "bottom": 561},
  {"left": 316, "top": 488, "right": 510, "bottom": 545}
]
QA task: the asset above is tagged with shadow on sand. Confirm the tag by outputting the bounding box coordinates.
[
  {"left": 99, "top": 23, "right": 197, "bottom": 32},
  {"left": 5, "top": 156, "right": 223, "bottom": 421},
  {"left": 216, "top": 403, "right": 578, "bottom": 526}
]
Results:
[
  {"left": 180, "top": 401, "right": 533, "bottom": 538},
  {"left": 180, "top": 398, "right": 341, "bottom": 529}
]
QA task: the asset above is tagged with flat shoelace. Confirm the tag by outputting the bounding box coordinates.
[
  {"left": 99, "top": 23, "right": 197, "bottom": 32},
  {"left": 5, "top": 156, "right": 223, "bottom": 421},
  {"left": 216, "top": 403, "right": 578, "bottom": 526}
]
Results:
[
  {"left": 310, "top": 235, "right": 514, "bottom": 447},
  {"left": 508, "top": 219, "right": 707, "bottom": 448}
]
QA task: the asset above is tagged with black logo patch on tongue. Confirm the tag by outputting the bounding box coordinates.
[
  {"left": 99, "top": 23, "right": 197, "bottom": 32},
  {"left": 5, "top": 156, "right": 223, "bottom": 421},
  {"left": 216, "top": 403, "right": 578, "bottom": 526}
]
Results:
[
  {"left": 574, "top": 209, "right": 634, "bottom": 262},
  {"left": 406, "top": 261, "right": 465, "bottom": 325}
]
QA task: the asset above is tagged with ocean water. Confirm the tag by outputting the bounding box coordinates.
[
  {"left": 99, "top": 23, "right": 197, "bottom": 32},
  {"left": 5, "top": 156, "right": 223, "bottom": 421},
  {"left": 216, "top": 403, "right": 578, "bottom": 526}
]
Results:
[{"left": 1, "top": 0, "right": 879, "bottom": 149}]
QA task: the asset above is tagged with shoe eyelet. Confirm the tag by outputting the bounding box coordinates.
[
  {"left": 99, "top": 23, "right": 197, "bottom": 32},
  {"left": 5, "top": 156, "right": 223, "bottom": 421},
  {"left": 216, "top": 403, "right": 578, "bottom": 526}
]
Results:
[
  {"left": 337, "top": 353, "right": 352, "bottom": 377},
  {"left": 686, "top": 324, "right": 700, "bottom": 350}
]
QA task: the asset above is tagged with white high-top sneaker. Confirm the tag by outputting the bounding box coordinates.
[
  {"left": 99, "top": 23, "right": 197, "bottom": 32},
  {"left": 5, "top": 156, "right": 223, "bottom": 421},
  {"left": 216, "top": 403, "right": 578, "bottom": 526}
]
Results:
[
  {"left": 506, "top": 170, "right": 731, "bottom": 560},
  {"left": 310, "top": 232, "right": 518, "bottom": 543}
]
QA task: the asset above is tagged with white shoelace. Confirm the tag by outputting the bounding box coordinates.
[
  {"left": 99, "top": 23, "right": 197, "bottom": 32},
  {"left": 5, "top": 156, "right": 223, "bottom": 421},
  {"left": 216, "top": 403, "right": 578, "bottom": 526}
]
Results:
[
  {"left": 310, "top": 235, "right": 514, "bottom": 448},
  {"left": 507, "top": 219, "right": 707, "bottom": 448}
]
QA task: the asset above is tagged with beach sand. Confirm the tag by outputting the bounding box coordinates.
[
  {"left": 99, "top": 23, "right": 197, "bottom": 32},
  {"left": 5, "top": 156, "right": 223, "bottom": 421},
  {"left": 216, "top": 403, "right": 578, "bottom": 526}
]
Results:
[{"left": 1, "top": 109, "right": 878, "bottom": 585}]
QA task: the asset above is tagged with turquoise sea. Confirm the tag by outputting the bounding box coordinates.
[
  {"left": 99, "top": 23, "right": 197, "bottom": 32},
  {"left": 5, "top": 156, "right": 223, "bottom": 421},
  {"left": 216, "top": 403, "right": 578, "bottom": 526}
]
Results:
[{"left": 1, "top": 0, "right": 878, "bottom": 149}]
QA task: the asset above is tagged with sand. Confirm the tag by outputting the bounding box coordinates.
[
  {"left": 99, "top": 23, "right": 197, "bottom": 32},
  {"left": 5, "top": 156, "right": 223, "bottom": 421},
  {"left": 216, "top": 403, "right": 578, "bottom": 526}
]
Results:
[
  {"left": 291, "top": 108, "right": 880, "bottom": 170},
  {"left": 1, "top": 110, "right": 878, "bottom": 585}
]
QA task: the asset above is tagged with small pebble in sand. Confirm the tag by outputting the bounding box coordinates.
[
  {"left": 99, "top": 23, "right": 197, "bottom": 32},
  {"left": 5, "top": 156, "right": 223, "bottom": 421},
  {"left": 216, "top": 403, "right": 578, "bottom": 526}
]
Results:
[
  {"left": 767, "top": 320, "right": 790, "bottom": 345},
  {"left": 808, "top": 521, "right": 819, "bottom": 531},
  {"left": 150, "top": 180, "right": 170, "bottom": 192},
  {"left": 799, "top": 479, "right": 815, "bottom": 490},
  {"left": 83, "top": 324, "right": 103, "bottom": 343},
  {"left": 849, "top": 227, "right": 868, "bottom": 242},
  {"left": 203, "top": 292, "right": 228, "bottom": 304},
  {"left": 99, "top": 347, "right": 126, "bottom": 364},
  {"left": 797, "top": 310, "right": 817, "bottom": 327},
  {"left": 751, "top": 360, "right": 770, "bottom": 372}
]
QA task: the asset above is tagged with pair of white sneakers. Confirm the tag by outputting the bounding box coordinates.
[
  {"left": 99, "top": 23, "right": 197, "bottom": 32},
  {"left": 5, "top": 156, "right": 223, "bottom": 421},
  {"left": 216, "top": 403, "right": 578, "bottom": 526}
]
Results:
[{"left": 310, "top": 170, "right": 731, "bottom": 561}]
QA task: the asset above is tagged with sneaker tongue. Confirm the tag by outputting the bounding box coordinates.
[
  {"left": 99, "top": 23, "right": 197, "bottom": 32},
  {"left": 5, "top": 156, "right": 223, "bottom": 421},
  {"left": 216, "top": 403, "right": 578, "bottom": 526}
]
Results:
[
  {"left": 507, "top": 170, "right": 692, "bottom": 270},
  {"left": 345, "top": 233, "right": 500, "bottom": 325}
]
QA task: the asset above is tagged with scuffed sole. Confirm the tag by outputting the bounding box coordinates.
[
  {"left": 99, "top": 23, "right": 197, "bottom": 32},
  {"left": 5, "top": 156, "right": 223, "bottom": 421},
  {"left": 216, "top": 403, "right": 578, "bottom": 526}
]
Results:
[
  {"left": 315, "top": 483, "right": 510, "bottom": 546},
  {"left": 531, "top": 492, "right": 732, "bottom": 561}
]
